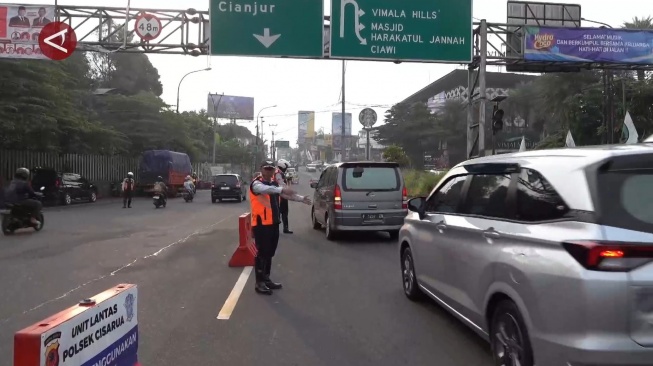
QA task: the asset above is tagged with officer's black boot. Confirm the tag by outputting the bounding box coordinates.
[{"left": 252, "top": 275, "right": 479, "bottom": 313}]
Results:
[
  {"left": 264, "top": 258, "right": 282, "bottom": 290},
  {"left": 254, "top": 257, "right": 272, "bottom": 295},
  {"left": 282, "top": 214, "right": 293, "bottom": 234}
]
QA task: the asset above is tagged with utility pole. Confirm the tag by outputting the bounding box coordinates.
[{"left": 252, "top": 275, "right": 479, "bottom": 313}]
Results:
[
  {"left": 341, "top": 60, "right": 346, "bottom": 162},
  {"left": 269, "top": 124, "right": 278, "bottom": 161}
]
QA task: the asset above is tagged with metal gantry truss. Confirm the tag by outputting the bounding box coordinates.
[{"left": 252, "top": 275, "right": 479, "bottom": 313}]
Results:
[
  {"left": 56, "top": 5, "right": 209, "bottom": 56},
  {"left": 467, "top": 21, "right": 653, "bottom": 159}
]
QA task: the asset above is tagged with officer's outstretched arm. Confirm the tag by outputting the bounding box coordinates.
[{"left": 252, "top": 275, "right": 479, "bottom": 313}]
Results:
[{"left": 251, "top": 180, "right": 284, "bottom": 195}]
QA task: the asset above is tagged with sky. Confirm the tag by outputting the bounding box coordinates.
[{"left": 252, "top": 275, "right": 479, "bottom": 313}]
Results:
[{"left": 9, "top": 0, "right": 650, "bottom": 147}]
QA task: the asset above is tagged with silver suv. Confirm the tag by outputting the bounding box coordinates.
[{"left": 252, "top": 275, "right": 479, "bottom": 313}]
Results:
[{"left": 399, "top": 145, "right": 653, "bottom": 366}]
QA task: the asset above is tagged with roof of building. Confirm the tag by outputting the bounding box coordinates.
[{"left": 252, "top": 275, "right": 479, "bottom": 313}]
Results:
[{"left": 400, "top": 69, "right": 539, "bottom": 104}]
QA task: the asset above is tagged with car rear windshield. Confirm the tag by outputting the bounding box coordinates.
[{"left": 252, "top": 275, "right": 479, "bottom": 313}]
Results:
[
  {"left": 213, "top": 175, "right": 238, "bottom": 185},
  {"left": 32, "top": 169, "right": 58, "bottom": 187},
  {"left": 595, "top": 156, "right": 653, "bottom": 233},
  {"left": 342, "top": 166, "right": 400, "bottom": 191}
]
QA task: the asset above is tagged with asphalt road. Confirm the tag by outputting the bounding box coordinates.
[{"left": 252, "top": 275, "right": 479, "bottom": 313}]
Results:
[{"left": 0, "top": 168, "right": 493, "bottom": 366}]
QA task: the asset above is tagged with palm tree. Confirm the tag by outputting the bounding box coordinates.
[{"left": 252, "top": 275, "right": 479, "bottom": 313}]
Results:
[{"left": 623, "top": 16, "right": 653, "bottom": 81}]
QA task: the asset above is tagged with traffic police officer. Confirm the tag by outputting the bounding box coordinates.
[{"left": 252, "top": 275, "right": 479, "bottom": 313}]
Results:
[
  {"left": 250, "top": 160, "right": 311, "bottom": 295},
  {"left": 275, "top": 158, "right": 293, "bottom": 234}
]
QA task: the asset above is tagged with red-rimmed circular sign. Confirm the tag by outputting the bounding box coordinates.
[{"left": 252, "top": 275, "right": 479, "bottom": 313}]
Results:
[
  {"left": 134, "top": 13, "right": 162, "bottom": 41},
  {"left": 38, "top": 21, "right": 77, "bottom": 61}
]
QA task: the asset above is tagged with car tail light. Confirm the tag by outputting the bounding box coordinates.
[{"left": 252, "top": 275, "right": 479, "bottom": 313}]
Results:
[
  {"left": 402, "top": 186, "right": 408, "bottom": 209},
  {"left": 236, "top": 183, "right": 241, "bottom": 188},
  {"left": 563, "top": 241, "right": 653, "bottom": 272},
  {"left": 55, "top": 178, "right": 61, "bottom": 188},
  {"left": 334, "top": 184, "right": 342, "bottom": 210},
  {"left": 211, "top": 184, "right": 215, "bottom": 188}
]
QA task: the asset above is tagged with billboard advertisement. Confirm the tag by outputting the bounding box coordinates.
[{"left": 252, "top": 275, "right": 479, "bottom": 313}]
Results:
[
  {"left": 0, "top": 4, "right": 54, "bottom": 59},
  {"left": 331, "top": 112, "right": 352, "bottom": 150},
  {"left": 524, "top": 26, "right": 653, "bottom": 64},
  {"left": 298, "top": 111, "right": 314, "bottom": 144},
  {"left": 207, "top": 94, "right": 254, "bottom": 120}
]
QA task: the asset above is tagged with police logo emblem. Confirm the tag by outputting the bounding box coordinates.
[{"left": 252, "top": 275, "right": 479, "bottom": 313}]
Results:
[
  {"left": 43, "top": 331, "right": 61, "bottom": 366},
  {"left": 124, "top": 293, "right": 135, "bottom": 322}
]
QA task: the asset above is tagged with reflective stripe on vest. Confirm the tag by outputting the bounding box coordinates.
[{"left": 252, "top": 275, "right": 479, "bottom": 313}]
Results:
[{"left": 249, "top": 177, "right": 275, "bottom": 227}]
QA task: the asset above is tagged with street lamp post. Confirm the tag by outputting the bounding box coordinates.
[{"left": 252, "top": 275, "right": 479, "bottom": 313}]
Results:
[
  {"left": 176, "top": 67, "right": 211, "bottom": 113},
  {"left": 256, "top": 105, "right": 277, "bottom": 166}
]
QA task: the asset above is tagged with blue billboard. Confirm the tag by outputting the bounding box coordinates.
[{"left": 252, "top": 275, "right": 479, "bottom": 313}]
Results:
[{"left": 524, "top": 26, "right": 653, "bottom": 64}]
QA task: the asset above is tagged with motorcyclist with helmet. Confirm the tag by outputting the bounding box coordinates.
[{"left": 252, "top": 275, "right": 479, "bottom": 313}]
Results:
[
  {"left": 4, "top": 167, "right": 42, "bottom": 225},
  {"left": 183, "top": 175, "right": 195, "bottom": 200},
  {"left": 275, "top": 159, "right": 293, "bottom": 234},
  {"left": 153, "top": 176, "right": 168, "bottom": 205}
]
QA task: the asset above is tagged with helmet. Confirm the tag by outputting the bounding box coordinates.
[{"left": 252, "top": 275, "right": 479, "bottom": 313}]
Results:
[
  {"left": 185, "top": 175, "right": 191, "bottom": 181},
  {"left": 260, "top": 160, "right": 276, "bottom": 169},
  {"left": 15, "top": 167, "right": 30, "bottom": 180},
  {"left": 277, "top": 159, "right": 290, "bottom": 170},
  {"left": 157, "top": 176, "right": 163, "bottom": 182},
  {"left": 127, "top": 172, "right": 134, "bottom": 177}
]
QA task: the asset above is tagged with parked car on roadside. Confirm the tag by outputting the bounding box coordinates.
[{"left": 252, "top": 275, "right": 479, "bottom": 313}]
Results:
[
  {"left": 399, "top": 145, "right": 653, "bottom": 366},
  {"left": 31, "top": 168, "right": 98, "bottom": 205}
]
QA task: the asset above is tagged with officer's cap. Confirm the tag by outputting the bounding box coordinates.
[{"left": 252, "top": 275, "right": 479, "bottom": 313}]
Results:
[{"left": 260, "top": 160, "right": 275, "bottom": 169}]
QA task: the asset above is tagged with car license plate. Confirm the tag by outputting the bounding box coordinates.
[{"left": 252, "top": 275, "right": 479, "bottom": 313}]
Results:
[
  {"left": 153, "top": 196, "right": 159, "bottom": 199},
  {"left": 362, "top": 213, "right": 384, "bottom": 220},
  {"left": 221, "top": 187, "right": 230, "bottom": 190}
]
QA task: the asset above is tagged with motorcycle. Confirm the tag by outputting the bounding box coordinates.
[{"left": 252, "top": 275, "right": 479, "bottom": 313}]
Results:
[
  {"left": 1, "top": 187, "right": 45, "bottom": 235},
  {"left": 153, "top": 193, "right": 166, "bottom": 208},
  {"left": 183, "top": 189, "right": 194, "bottom": 202}
]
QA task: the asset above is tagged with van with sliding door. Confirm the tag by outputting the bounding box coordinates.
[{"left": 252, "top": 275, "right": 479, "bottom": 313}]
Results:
[{"left": 310, "top": 161, "right": 408, "bottom": 241}]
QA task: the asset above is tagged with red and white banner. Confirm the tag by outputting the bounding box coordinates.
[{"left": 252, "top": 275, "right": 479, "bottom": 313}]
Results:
[{"left": 0, "top": 4, "right": 54, "bottom": 59}]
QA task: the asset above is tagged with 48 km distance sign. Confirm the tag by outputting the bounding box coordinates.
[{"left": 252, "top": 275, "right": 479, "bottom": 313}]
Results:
[{"left": 134, "top": 13, "right": 162, "bottom": 41}]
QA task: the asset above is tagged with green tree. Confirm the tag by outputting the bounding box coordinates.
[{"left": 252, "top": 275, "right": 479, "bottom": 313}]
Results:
[
  {"left": 382, "top": 145, "right": 410, "bottom": 167},
  {"left": 623, "top": 16, "right": 653, "bottom": 81}
]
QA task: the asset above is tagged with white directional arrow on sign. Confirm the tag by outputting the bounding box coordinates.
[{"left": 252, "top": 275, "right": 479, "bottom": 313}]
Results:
[
  {"left": 44, "top": 28, "right": 69, "bottom": 53},
  {"left": 253, "top": 28, "right": 281, "bottom": 48}
]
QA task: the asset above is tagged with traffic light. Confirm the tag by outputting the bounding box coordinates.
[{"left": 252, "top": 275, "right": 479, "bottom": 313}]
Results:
[{"left": 492, "top": 106, "right": 504, "bottom": 134}]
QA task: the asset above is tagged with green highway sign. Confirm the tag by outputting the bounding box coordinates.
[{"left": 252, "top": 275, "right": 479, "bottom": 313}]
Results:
[
  {"left": 209, "top": 0, "right": 324, "bottom": 57},
  {"left": 329, "top": 0, "right": 472, "bottom": 62}
]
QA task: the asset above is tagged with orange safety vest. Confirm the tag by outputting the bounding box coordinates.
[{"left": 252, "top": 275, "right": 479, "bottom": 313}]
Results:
[{"left": 249, "top": 176, "right": 280, "bottom": 227}]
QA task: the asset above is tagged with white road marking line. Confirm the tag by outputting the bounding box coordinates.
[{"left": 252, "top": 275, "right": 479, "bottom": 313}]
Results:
[
  {"left": 217, "top": 266, "right": 253, "bottom": 320},
  {"left": 0, "top": 214, "right": 242, "bottom": 325}
]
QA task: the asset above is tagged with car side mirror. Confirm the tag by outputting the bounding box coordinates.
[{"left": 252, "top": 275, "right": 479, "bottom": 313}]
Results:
[
  {"left": 408, "top": 197, "right": 426, "bottom": 217},
  {"left": 310, "top": 182, "right": 318, "bottom": 189}
]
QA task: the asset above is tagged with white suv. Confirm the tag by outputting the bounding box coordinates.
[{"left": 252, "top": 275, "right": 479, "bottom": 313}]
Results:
[{"left": 400, "top": 145, "right": 653, "bottom": 366}]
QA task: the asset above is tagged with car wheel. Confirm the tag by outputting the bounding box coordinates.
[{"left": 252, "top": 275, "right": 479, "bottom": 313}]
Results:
[
  {"left": 63, "top": 193, "right": 72, "bottom": 205},
  {"left": 401, "top": 246, "right": 424, "bottom": 301},
  {"left": 325, "top": 215, "right": 337, "bottom": 241},
  {"left": 490, "top": 300, "right": 534, "bottom": 366},
  {"left": 89, "top": 191, "right": 97, "bottom": 203},
  {"left": 218, "top": 198, "right": 223, "bottom": 203},
  {"left": 311, "top": 208, "right": 321, "bottom": 230}
]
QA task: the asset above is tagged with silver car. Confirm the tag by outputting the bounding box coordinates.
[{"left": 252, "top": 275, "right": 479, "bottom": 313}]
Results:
[
  {"left": 399, "top": 145, "right": 653, "bottom": 366},
  {"left": 310, "top": 162, "right": 407, "bottom": 240}
]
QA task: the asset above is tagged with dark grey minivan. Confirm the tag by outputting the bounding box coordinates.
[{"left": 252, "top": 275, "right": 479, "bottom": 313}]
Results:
[{"left": 309, "top": 162, "right": 408, "bottom": 240}]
